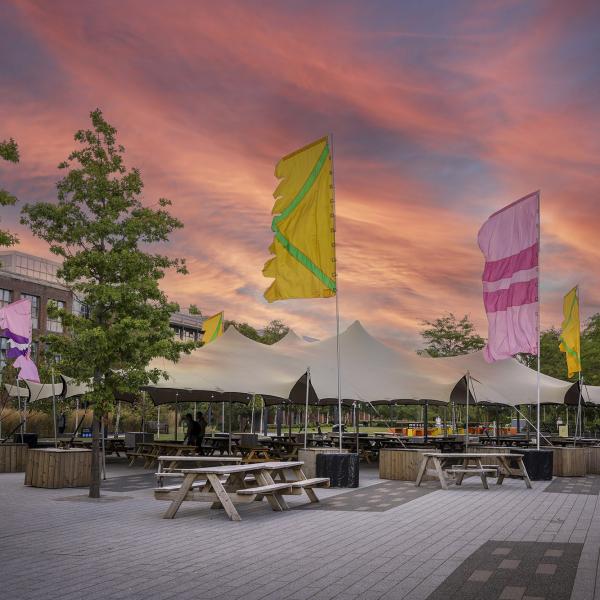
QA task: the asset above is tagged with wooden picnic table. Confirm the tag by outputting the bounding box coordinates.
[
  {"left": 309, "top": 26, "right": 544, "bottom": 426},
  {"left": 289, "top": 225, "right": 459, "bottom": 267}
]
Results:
[
  {"left": 127, "top": 441, "right": 198, "bottom": 468},
  {"left": 265, "top": 439, "right": 303, "bottom": 461},
  {"left": 67, "top": 437, "right": 127, "bottom": 456},
  {"left": 154, "top": 460, "right": 330, "bottom": 521},
  {"left": 201, "top": 436, "right": 241, "bottom": 456},
  {"left": 415, "top": 452, "right": 532, "bottom": 490},
  {"left": 155, "top": 455, "right": 242, "bottom": 486}
]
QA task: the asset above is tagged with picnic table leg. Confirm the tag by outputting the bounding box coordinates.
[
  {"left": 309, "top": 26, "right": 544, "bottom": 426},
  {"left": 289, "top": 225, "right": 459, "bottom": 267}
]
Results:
[
  {"left": 517, "top": 457, "right": 532, "bottom": 489},
  {"left": 476, "top": 458, "right": 489, "bottom": 490},
  {"left": 258, "top": 470, "right": 288, "bottom": 511},
  {"left": 415, "top": 456, "right": 429, "bottom": 487},
  {"left": 207, "top": 473, "right": 241, "bottom": 521},
  {"left": 292, "top": 465, "right": 319, "bottom": 503},
  {"left": 455, "top": 458, "right": 468, "bottom": 486},
  {"left": 163, "top": 473, "right": 196, "bottom": 519},
  {"left": 432, "top": 457, "right": 449, "bottom": 490},
  {"left": 496, "top": 457, "right": 507, "bottom": 485}
]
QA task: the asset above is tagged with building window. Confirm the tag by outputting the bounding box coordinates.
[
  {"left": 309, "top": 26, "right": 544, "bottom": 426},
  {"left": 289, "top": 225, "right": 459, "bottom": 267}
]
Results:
[
  {"left": 47, "top": 300, "right": 65, "bottom": 333},
  {"left": 21, "top": 294, "right": 40, "bottom": 329},
  {"left": 0, "top": 337, "right": 8, "bottom": 369},
  {"left": 0, "top": 288, "right": 11, "bottom": 308},
  {"left": 73, "top": 297, "right": 90, "bottom": 319}
]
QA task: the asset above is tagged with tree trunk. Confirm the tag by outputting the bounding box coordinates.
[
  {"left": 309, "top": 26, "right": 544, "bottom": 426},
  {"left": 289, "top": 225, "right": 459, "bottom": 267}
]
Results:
[{"left": 89, "top": 412, "right": 101, "bottom": 498}]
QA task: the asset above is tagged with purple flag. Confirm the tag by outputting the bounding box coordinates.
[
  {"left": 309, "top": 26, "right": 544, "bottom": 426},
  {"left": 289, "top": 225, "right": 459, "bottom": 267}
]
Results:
[
  {"left": 478, "top": 192, "right": 539, "bottom": 362},
  {"left": 0, "top": 298, "right": 40, "bottom": 382}
]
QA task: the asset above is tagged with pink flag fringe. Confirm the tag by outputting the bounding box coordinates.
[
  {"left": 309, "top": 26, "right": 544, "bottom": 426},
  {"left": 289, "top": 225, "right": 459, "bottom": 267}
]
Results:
[{"left": 478, "top": 192, "right": 539, "bottom": 362}]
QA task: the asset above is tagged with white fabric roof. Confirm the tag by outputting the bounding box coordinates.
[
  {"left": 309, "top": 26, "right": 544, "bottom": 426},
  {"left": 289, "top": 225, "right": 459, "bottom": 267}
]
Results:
[
  {"left": 146, "top": 320, "right": 579, "bottom": 407},
  {"left": 435, "top": 351, "right": 573, "bottom": 406}
]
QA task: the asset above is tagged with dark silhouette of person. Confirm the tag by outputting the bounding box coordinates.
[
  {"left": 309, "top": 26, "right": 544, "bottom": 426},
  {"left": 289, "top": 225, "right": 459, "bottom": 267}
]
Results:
[
  {"left": 57, "top": 412, "right": 67, "bottom": 435},
  {"left": 183, "top": 412, "right": 207, "bottom": 454}
]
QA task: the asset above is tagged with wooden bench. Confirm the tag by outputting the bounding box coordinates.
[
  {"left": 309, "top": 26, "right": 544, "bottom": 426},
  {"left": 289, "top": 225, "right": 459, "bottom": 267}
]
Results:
[
  {"left": 126, "top": 451, "right": 153, "bottom": 466},
  {"left": 290, "top": 477, "right": 330, "bottom": 489},
  {"left": 445, "top": 467, "right": 501, "bottom": 490},
  {"left": 236, "top": 482, "right": 293, "bottom": 495}
]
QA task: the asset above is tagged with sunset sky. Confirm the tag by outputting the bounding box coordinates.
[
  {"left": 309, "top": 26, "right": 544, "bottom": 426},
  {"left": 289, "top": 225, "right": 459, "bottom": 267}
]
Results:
[{"left": 1, "top": 1, "right": 599, "bottom": 348}]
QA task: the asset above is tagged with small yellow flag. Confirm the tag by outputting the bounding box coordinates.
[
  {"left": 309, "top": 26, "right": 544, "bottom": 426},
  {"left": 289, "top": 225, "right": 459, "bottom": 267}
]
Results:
[
  {"left": 202, "top": 312, "right": 224, "bottom": 344},
  {"left": 263, "top": 136, "right": 336, "bottom": 302},
  {"left": 559, "top": 286, "right": 581, "bottom": 377}
]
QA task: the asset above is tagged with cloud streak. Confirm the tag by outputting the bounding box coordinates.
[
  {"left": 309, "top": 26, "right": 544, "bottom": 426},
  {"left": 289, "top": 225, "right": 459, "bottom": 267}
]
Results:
[{"left": 1, "top": 0, "right": 599, "bottom": 346}]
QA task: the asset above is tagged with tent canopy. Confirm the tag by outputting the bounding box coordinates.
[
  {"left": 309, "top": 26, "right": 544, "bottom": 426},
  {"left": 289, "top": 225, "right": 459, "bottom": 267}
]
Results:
[{"left": 144, "top": 320, "right": 578, "bottom": 408}]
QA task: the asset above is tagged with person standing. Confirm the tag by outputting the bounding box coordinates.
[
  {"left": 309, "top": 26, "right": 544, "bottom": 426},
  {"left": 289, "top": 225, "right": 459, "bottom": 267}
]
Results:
[
  {"left": 57, "top": 411, "right": 67, "bottom": 435},
  {"left": 183, "top": 412, "right": 207, "bottom": 454}
]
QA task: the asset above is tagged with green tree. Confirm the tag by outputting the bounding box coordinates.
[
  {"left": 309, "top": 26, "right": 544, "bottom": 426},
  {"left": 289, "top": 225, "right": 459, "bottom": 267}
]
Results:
[
  {"left": 260, "top": 319, "right": 290, "bottom": 345},
  {"left": 188, "top": 304, "right": 201, "bottom": 316},
  {"left": 0, "top": 137, "right": 20, "bottom": 247},
  {"left": 21, "top": 109, "right": 194, "bottom": 497},
  {"left": 417, "top": 313, "right": 485, "bottom": 357},
  {"left": 226, "top": 319, "right": 289, "bottom": 345}
]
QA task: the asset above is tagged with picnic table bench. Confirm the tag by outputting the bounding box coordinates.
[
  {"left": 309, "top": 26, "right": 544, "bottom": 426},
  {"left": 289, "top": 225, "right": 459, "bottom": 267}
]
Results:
[
  {"left": 154, "top": 460, "right": 330, "bottom": 521},
  {"left": 59, "top": 437, "right": 127, "bottom": 457},
  {"left": 415, "top": 452, "right": 532, "bottom": 490}
]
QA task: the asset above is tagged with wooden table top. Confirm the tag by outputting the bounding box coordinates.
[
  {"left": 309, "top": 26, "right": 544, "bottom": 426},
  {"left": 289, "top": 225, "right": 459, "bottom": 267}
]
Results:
[{"left": 181, "top": 461, "right": 304, "bottom": 475}]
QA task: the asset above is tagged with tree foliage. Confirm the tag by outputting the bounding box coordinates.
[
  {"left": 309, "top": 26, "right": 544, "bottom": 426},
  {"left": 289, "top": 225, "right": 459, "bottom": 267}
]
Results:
[
  {"left": 417, "top": 313, "right": 485, "bottom": 357},
  {"left": 0, "top": 137, "right": 20, "bottom": 247},
  {"left": 225, "top": 319, "right": 289, "bottom": 345},
  {"left": 20, "top": 109, "right": 195, "bottom": 496},
  {"left": 519, "top": 315, "right": 600, "bottom": 385}
]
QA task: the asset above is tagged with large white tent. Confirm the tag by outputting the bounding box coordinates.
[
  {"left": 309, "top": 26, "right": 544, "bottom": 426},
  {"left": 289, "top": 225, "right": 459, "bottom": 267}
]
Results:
[{"left": 144, "top": 320, "right": 580, "bottom": 408}]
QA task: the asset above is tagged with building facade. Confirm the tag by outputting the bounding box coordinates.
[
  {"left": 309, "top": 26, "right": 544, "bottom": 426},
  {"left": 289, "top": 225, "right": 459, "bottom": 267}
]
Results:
[{"left": 0, "top": 251, "right": 204, "bottom": 368}]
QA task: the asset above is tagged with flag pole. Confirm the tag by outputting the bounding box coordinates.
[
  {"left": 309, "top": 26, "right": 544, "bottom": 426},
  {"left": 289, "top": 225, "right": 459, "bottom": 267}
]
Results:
[
  {"left": 330, "top": 133, "right": 342, "bottom": 452},
  {"left": 536, "top": 191, "right": 541, "bottom": 450}
]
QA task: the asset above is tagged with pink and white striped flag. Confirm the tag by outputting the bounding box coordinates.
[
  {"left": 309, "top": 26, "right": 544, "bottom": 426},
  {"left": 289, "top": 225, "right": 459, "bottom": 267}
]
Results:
[{"left": 478, "top": 192, "right": 539, "bottom": 362}]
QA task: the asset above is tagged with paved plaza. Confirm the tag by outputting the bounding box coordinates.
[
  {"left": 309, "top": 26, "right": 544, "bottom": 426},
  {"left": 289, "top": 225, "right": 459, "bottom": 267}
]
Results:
[{"left": 2, "top": 460, "right": 600, "bottom": 600}]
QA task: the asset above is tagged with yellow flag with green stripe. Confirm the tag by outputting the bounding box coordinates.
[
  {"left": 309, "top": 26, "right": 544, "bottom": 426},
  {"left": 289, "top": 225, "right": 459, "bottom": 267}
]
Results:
[
  {"left": 559, "top": 286, "right": 581, "bottom": 377},
  {"left": 263, "top": 136, "right": 336, "bottom": 302},
  {"left": 202, "top": 312, "right": 224, "bottom": 344}
]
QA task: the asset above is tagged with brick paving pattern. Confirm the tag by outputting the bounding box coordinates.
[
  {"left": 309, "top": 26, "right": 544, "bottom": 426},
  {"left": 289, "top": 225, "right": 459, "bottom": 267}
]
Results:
[
  {"left": 544, "top": 476, "right": 600, "bottom": 496},
  {"left": 2, "top": 461, "right": 600, "bottom": 600},
  {"left": 295, "top": 480, "right": 438, "bottom": 512},
  {"left": 425, "top": 541, "right": 582, "bottom": 600}
]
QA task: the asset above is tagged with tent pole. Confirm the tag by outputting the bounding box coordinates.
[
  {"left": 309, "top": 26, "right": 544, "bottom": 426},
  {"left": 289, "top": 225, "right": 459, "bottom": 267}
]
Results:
[
  {"left": 17, "top": 378, "right": 24, "bottom": 443},
  {"left": 288, "top": 403, "right": 292, "bottom": 439},
  {"left": 574, "top": 373, "right": 582, "bottom": 447},
  {"left": 304, "top": 368, "right": 310, "bottom": 449},
  {"left": 222, "top": 401, "right": 225, "bottom": 433},
  {"left": 228, "top": 393, "right": 232, "bottom": 455},
  {"left": 75, "top": 398, "right": 79, "bottom": 434},
  {"left": 115, "top": 400, "right": 121, "bottom": 437},
  {"left": 51, "top": 369, "right": 58, "bottom": 448},
  {"left": 424, "top": 401, "right": 429, "bottom": 444},
  {"left": 174, "top": 394, "right": 179, "bottom": 441},
  {"left": 250, "top": 395, "right": 255, "bottom": 434},
  {"left": 157, "top": 405, "right": 161, "bottom": 441}
]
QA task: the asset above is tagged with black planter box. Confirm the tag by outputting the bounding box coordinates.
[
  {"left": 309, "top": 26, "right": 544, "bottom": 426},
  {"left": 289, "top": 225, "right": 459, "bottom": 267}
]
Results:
[
  {"left": 316, "top": 453, "right": 359, "bottom": 487},
  {"left": 12, "top": 433, "right": 38, "bottom": 448},
  {"left": 510, "top": 448, "right": 553, "bottom": 481}
]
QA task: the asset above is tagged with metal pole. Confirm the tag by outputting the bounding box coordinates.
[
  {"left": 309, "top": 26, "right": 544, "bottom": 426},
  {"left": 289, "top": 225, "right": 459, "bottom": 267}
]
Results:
[
  {"left": 228, "top": 394, "right": 232, "bottom": 455},
  {"left": 536, "top": 190, "right": 541, "bottom": 450},
  {"left": 465, "top": 373, "right": 470, "bottom": 452},
  {"left": 250, "top": 395, "right": 255, "bottom": 434},
  {"left": 222, "top": 401, "right": 225, "bottom": 433},
  {"left": 157, "top": 405, "right": 161, "bottom": 440},
  {"left": 574, "top": 373, "right": 583, "bottom": 447},
  {"left": 101, "top": 418, "right": 106, "bottom": 480},
  {"left": 17, "top": 378, "right": 23, "bottom": 443},
  {"left": 115, "top": 401, "right": 121, "bottom": 437},
  {"left": 424, "top": 401, "right": 429, "bottom": 444},
  {"left": 330, "top": 133, "right": 342, "bottom": 453},
  {"left": 51, "top": 369, "right": 58, "bottom": 448},
  {"left": 304, "top": 368, "right": 310, "bottom": 449},
  {"left": 75, "top": 398, "right": 79, "bottom": 434}
]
